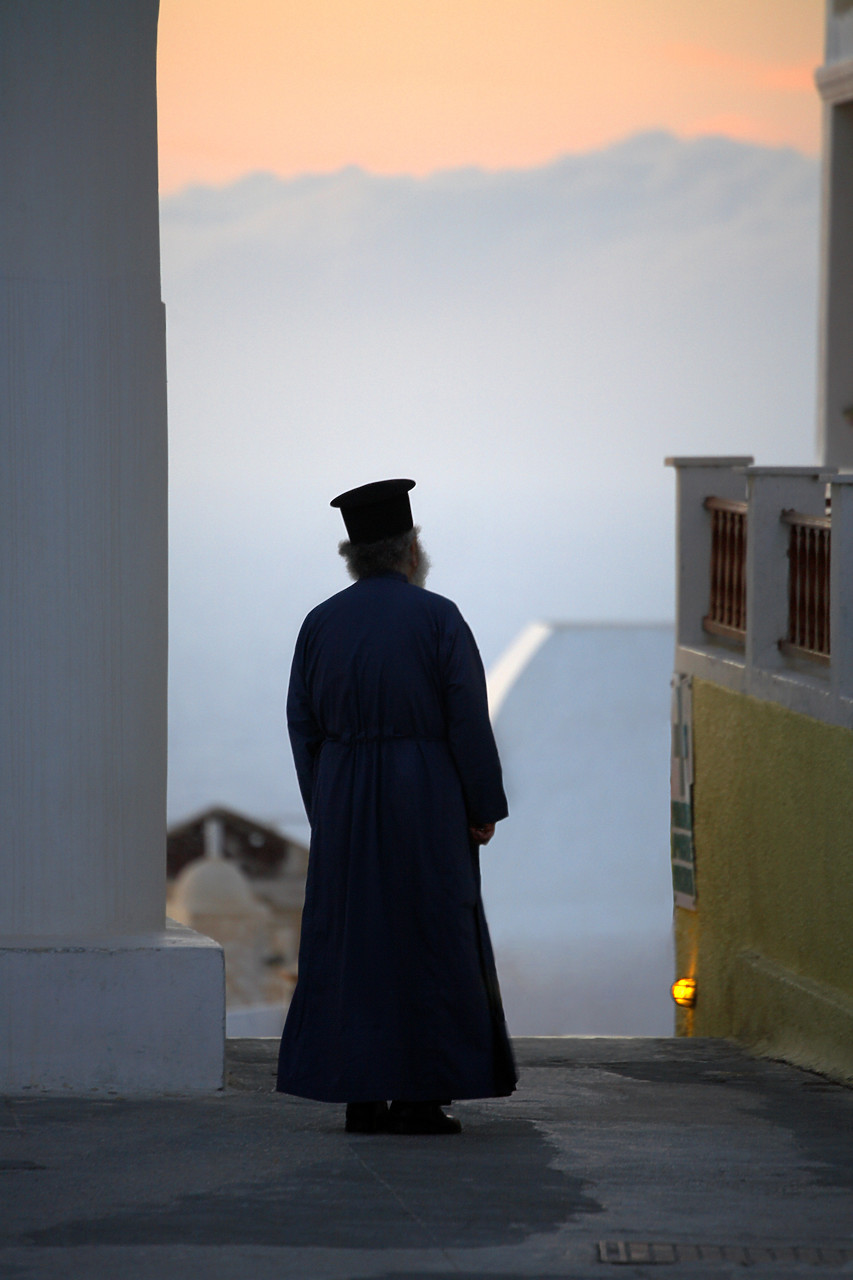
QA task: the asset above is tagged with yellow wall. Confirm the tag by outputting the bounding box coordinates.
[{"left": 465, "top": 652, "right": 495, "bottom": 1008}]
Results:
[{"left": 674, "top": 678, "right": 853, "bottom": 1082}]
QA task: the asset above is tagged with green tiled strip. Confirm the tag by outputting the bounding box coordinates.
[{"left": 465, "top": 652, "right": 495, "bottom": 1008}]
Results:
[
  {"left": 670, "top": 829, "right": 694, "bottom": 865},
  {"left": 670, "top": 799, "right": 692, "bottom": 830},
  {"left": 671, "top": 863, "right": 695, "bottom": 898}
]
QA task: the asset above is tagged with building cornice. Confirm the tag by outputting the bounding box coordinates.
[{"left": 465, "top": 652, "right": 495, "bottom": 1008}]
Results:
[{"left": 815, "top": 60, "right": 853, "bottom": 104}]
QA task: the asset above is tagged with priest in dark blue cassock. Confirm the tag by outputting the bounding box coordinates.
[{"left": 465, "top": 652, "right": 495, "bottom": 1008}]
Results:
[{"left": 277, "top": 478, "right": 517, "bottom": 1134}]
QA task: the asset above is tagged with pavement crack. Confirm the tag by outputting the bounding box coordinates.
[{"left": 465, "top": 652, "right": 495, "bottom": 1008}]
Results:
[{"left": 347, "top": 1141, "right": 460, "bottom": 1271}]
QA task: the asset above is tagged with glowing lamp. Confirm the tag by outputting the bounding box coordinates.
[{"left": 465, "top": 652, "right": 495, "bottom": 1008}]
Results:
[{"left": 671, "top": 977, "right": 697, "bottom": 1008}]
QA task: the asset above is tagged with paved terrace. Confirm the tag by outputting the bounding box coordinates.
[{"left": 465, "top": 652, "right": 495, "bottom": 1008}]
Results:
[{"left": 1, "top": 1038, "right": 851, "bottom": 1280}]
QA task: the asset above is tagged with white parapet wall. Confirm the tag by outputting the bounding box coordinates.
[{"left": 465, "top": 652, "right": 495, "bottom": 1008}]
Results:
[{"left": 486, "top": 621, "right": 554, "bottom": 719}]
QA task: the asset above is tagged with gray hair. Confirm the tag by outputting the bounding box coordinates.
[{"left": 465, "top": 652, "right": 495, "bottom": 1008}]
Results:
[{"left": 339, "top": 527, "right": 419, "bottom": 581}]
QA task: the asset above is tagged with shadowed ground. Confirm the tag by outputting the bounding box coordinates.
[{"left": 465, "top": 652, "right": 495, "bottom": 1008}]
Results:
[{"left": 1, "top": 1038, "right": 851, "bottom": 1278}]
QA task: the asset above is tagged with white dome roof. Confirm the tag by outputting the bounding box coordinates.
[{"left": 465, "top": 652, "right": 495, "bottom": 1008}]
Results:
[{"left": 175, "top": 857, "right": 264, "bottom": 917}]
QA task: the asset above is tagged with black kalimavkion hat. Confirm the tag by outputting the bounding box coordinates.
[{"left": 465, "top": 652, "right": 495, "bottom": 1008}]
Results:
[{"left": 330, "top": 478, "right": 416, "bottom": 545}]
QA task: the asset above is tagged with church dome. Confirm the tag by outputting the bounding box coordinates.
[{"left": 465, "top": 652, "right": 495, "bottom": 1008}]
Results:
[{"left": 174, "top": 857, "right": 264, "bottom": 917}]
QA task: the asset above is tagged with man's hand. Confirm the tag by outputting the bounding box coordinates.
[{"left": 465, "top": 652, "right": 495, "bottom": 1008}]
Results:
[{"left": 469, "top": 823, "right": 495, "bottom": 846}]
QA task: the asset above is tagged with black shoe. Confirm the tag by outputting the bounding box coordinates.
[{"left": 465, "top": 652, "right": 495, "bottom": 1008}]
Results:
[
  {"left": 345, "top": 1101, "right": 389, "bottom": 1134},
  {"left": 388, "top": 1101, "right": 462, "bottom": 1135}
]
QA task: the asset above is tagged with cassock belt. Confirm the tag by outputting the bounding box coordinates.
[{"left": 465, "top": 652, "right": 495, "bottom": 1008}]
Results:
[{"left": 323, "top": 732, "right": 444, "bottom": 745}]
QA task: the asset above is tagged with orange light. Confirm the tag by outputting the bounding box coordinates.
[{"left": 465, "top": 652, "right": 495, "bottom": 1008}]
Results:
[{"left": 671, "top": 977, "right": 697, "bottom": 1008}]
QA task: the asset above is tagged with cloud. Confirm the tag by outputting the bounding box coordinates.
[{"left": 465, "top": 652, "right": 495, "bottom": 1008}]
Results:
[{"left": 162, "top": 131, "right": 819, "bottom": 532}]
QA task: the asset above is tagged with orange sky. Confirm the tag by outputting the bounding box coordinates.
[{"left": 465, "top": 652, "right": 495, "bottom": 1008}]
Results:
[{"left": 156, "top": 0, "right": 824, "bottom": 193}]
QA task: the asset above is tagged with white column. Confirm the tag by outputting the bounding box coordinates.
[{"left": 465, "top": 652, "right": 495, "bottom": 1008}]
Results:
[
  {"left": 816, "top": 45, "right": 853, "bottom": 467},
  {"left": 0, "top": 0, "right": 223, "bottom": 1093},
  {"left": 828, "top": 474, "right": 853, "bottom": 700},
  {"left": 744, "top": 468, "right": 831, "bottom": 672},
  {"left": 664, "top": 457, "right": 753, "bottom": 651}
]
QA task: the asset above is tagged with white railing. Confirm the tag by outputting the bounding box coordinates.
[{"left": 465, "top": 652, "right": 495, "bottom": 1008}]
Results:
[{"left": 666, "top": 458, "right": 853, "bottom": 729}]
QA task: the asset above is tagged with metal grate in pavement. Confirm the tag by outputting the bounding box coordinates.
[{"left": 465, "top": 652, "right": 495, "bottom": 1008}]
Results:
[{"left": 598, "top": 1241, "right": 853, "bottom": 1266}]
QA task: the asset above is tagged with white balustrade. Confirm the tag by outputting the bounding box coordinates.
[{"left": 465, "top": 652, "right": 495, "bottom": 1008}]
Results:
[{"left": 666, "top": 458, "right": 853, "bottom": 729}]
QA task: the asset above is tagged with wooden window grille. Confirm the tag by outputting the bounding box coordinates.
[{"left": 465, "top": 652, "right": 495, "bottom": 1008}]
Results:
[
  {"left": 780, "top": 510, "right": 831, "bottom": 664},
  {"left": 703, "top": 497, "right": 747, "bottom": 642}
]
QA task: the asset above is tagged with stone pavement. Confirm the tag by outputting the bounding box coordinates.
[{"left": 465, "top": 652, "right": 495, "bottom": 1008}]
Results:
[{"left": 1, "top": 1037, "right": 851, "bottom": 1279}]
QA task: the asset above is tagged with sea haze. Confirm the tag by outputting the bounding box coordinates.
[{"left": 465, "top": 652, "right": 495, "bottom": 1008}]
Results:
[{"left": 161, "top": 132, "right": 816, "bottom": 1030}]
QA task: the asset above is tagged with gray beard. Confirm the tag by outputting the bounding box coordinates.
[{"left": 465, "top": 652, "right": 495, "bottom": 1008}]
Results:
[{"left": 410, "top": 542, "right": 431, "bottom": 588}]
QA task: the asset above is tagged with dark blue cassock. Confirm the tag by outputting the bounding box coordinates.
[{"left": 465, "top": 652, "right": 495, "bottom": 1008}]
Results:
[{"left": 277, "top": 571, "right": 517, "bottom": 1103}]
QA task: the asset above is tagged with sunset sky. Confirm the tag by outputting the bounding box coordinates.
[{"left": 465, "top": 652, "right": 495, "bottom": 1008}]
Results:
[{"left": 156, "top": 0, "right": 825, "bottom": 193}]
